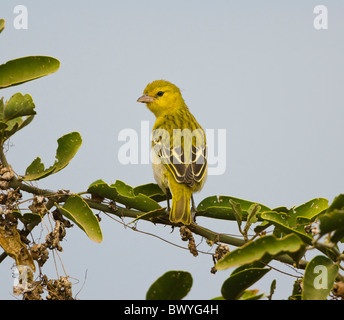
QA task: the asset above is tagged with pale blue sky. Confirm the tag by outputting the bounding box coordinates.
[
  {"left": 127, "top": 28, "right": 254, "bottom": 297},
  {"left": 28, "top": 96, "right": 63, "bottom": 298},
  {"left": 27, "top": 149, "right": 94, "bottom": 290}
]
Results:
[{"left": 0, "top": 0, "right": 343, "bottom": 299}]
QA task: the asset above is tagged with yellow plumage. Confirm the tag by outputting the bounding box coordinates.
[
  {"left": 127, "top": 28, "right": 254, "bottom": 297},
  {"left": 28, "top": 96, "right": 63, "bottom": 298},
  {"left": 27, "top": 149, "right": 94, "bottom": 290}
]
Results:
[{"left": 137, "top": 80, "right": 207, "bottom": 225}]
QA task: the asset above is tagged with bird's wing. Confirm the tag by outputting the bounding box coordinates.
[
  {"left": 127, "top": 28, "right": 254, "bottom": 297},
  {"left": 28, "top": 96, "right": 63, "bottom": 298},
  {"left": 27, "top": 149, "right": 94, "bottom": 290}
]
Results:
[{"left": 152, "top": 128, "right": 207, "bottom": 187}]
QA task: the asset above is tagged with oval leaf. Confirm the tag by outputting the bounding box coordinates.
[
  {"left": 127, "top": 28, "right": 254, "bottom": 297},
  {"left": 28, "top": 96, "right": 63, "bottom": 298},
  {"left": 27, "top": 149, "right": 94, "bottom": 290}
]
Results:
[
  {"left": 221, "top": 268, "right": 270, "bottom": 300},
  {"left": 146, "top": 271, "right": 192, "bottom": 300},
  {"left": 24, "top": 157, "right": 55, "bottom": 180},
  {"left": 325, "top": 194, "right": 344, "bottom": 212},
  {"left": 294, "top": 198, "right": 328, "bottom": 219},
  {"left": 3, "top": 115, "right": 35, "bottom": 140},
  {"left": 53, "top": 131, "right": 83, "bottom": 172},
  {"left": 57, "top": 195, "right": 102, "bottom": 243},
  {"left": 0, "top": 19, "right": 4, "bottom": 34},
  {"left": 302, "top": 255, "right": 339, "bottom": 300},
  {"left": 2, "top": 93, "right": 36, "bottom": 122},
  {"left": 318, "top": 195, "right": 344, "bottom": 242},
  {"left": 88, "top": 179, "right": 161, "bottom": 212},
  {"left": 196, "top": 195, "right": 270, "bottom": 221},
  {"left": 0, "top": 56, "right": 60, "bottom": 89},
  {"left": 216, "top": 234, "right": 303, "bottom": 270},
  {"left": 318, "top": 210, "right": 344, "bottom": 237},
  {"left": 261, "top": 211, "right": 314, "bottom": 243},
  {"left": 23, "top": 132, "right": 82, "bottom": 181},
  {"left": 13, "top": 211, "right": 42, "bottom": 228},
  {"left": 133, "top": 183, "right": 166, "bottom": 202},
  {"left": 261, "top": 198, "right": 328, "bottom": 244}
]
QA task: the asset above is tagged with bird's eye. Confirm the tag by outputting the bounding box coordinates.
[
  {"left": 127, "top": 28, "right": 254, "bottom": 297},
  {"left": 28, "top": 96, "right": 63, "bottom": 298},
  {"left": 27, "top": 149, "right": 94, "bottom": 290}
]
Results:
[{"left": 157, "top": 91, "right": 164, "bottom": 97}]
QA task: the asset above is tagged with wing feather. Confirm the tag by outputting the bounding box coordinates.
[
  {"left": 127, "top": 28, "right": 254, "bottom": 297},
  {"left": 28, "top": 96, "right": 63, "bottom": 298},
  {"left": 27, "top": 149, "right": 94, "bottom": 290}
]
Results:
[{"left": 153, "top": 128, "right": 207, "bottom": 187}]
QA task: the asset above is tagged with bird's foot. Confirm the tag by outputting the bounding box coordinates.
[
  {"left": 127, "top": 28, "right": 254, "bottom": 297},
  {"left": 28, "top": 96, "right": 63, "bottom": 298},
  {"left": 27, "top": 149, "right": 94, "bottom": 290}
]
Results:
[
  {"left": 191, "top": 206, "right": 197, "bottom": 224},
  {"left": 165, "top": 207, "right": 170, "bottom": 216}
]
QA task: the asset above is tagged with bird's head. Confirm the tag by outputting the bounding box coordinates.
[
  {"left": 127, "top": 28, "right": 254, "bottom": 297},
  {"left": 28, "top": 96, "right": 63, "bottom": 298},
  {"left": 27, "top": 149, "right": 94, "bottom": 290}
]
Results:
[{"left": 137, "top": 80, "right": 186, "bottom": 117}]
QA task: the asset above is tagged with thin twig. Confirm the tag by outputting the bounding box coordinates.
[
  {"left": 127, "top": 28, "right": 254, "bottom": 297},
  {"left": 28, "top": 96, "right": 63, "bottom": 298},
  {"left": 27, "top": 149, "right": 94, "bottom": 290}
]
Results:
[{"left": 103, "top": 212, "right": 213, "bottom": 255}]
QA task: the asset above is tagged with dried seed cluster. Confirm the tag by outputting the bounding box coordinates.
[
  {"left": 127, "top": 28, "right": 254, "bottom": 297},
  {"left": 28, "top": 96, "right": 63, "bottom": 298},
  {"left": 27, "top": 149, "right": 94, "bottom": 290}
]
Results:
[
  {"left": 180, "top": 226, "right": 198, "bottom": 257},
  {"left": 0, "top": 165, "right": 74, "bottom": 300},
  {"left": 211, "top": 244, "right": 229, "bottom": 274},
  {"left": 23, "top": 275, "right": 73, "bottom": 300},
  {"left": 0, "top": 165, "right": 15, "bottom": 190}
]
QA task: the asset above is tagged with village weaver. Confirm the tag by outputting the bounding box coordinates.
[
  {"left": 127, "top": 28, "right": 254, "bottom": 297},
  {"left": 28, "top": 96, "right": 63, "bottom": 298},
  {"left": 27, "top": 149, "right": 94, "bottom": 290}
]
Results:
[{"left": 137, "top": 80, "right": 207, "bottom": 225}]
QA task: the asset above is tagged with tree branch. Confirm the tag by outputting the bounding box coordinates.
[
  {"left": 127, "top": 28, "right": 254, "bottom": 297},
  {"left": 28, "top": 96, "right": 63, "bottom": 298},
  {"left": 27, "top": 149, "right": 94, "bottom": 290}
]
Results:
[
  {"left": 84, "top": 198, "right": 308, "bottom": 269},
  {"left": 0, "top": 140, "right": 309, "bottom": 270}
]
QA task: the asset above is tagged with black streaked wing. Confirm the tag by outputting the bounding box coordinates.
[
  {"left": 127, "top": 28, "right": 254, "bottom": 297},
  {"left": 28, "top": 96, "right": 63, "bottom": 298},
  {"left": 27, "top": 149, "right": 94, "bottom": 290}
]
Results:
[{"left": 158, "top": 141, "right": 207, "bottom": 187}]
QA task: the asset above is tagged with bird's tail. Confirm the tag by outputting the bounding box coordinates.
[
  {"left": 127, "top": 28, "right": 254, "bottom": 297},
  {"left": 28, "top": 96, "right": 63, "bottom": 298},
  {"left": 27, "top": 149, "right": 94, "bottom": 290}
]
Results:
[{"left": 168, "top": 178, "right": 192, "bottom": 225}]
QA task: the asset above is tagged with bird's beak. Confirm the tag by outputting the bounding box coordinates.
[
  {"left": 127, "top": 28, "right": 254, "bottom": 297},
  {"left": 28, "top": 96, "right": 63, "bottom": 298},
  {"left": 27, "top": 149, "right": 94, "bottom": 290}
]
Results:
[{"left": 137, "top": 94, "right": 156, "bottom": 103}]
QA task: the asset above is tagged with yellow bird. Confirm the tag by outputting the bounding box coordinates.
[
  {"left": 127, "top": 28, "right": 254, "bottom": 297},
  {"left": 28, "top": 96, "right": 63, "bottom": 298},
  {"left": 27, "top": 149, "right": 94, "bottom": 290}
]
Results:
[{"left": 137, "top": 80, "right": 207, "bottom": 225}]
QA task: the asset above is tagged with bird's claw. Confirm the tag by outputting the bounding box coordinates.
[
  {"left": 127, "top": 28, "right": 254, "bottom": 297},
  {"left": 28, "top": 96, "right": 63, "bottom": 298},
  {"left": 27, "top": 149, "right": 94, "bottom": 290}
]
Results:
[{"left": 191, "top": 206, "right": 197, "bottom": 223}]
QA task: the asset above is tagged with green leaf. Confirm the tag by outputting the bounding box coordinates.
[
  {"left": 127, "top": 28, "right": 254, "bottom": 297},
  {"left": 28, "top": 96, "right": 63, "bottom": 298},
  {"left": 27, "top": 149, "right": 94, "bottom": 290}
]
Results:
[
  {"left": 146, "top": 271, "right": 192, "bottom": 300},
  {"left": 289, "top": 279, "right": 302, "bottom": 300},
  {"left": 326, "top": 194, "right": 344, "bottom": 212},
  {"left": 0, "top": 19, "right": 4, "bottom": 34},
  {"left": 261, "top": 198, "right": 328, "bottom": 243},
  {"left": 13, "top": 211, "right": 42, "bottom": 227},
  {"left": 272, "top": 206, "right": 290, "bottom": 213},
  {"left": 330, "top": 229, "right": 344, "bottom": 243},
  {"left": 287, "top": 244, "right": 307, "bottom": 267},
  {"left": 244, "top": 204, "right": 260, "bottom": 235},
  {"left": 53, "top": 131, "right": 82, "bottom": 172},
  {"left": 0, "top": 98, "right": 4, "bottom": 118},
  {"left": 294, "top": 198, "right": 329, "bottom": 219},
  {"left": 0, "top": 56, "right": 60, "bottom": 89},
  {"left": 262, "top": 211, "right": 314, "bottom": 243},
  {"left": 1, "top": 93, "right": 36, "bottom": 122},
  {"left": 302, "top": 255, "right": 339, "bottom": 300},
  {"left": 216, "top": 234, "right": 304, "bottom": 270},
  {"left": 221, "top": 267, "right": 270, "bottom": 300},
  {"left": 23, "top": 132, "right": 82, "bottom": 181},
  {"left": 253, "top": 220, "right": 272, "bottom": 234},
  {"left": 133, "top": 183, "right": 166, "bottom": 202},
  {"left": 229, "top": 199, "right": 243, "bottom": 228},
  {"left": 230, "top": 255, "right": 272, "bottom": 274},
  {"left": 269, "top": 279, "right": 277, "bottom": 300},
  {"left": 318, "top": 194, "right": 344, "bottom": 243},
  {"left": 3, "top": 115, "right": 35, "bottom": 139},
  {"left": 88, "top": 180, "right": 161, "bottom": 212},
  {"left": 196, "top": 195, "right": 270, "bottom": 221},
  {"left": 0, "top": 121, "right": 7, "bottom": 131},
  {"left": 0, "top": 94, "right": 36, "bottom": 140},
  {"left": 57, "top": 195, "right": 102, "bottom": 243},
  {"left": 24, "top": 157, "right": 55, "bottom": 180},
  {"left": 319, "top": 210, "right": 344, "bottom": 234}
]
